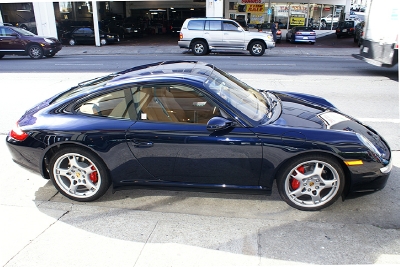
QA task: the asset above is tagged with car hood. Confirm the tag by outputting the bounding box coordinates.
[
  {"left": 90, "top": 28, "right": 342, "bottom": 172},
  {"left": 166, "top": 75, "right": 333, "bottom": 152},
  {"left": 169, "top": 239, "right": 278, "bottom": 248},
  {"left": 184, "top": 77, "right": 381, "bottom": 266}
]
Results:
[
  {"left": 267, "top": 91, "right": 391, "bottom": 160},
  {"left": 245, "top": 30, "right": 274, "bottom": 40}
]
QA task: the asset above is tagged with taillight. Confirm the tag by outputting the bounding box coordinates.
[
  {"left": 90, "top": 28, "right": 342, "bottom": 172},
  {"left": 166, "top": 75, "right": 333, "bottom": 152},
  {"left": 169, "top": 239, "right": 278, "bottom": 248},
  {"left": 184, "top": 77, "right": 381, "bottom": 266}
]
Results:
[
  {"left": 277, "top": 30, "right": 281, "bottom": 34},
  {"left": 179, "top": 32, "right": 183, "bottom": 39},
  {"left": 10, "top": 123, "right": 29, "bottom": 141}
]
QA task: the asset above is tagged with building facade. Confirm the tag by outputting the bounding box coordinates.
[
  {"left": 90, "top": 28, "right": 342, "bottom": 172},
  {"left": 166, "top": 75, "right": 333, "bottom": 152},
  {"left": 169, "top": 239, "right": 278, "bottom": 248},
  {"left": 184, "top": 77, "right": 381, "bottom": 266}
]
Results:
[{"left": 0, "top": 0, "right": 352, "bottom": 43}]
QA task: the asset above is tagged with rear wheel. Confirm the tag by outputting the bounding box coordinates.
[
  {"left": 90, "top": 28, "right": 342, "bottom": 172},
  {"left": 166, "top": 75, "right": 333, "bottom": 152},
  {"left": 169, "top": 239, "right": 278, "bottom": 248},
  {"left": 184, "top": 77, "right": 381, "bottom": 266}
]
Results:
[
  {"left": 49, "top": 147, "right": 111, "bottom": 202},
  {"left": 28, "top": 44, "right": 43, "bottom": 59},
  {"left": 100, "top": 38, "right": 107, "bottom": 45},
  {"left": 192, "top": 40, "right": 208, "bottom": 56},
  {"left": 276, "top": 154, "right": 344, "bottom": 211},
  {"left": 69, "top": 39, "right": 76, "bottom": 46},
  {"left": 249, "top": 41, "right": 265, "bottom": 56}
]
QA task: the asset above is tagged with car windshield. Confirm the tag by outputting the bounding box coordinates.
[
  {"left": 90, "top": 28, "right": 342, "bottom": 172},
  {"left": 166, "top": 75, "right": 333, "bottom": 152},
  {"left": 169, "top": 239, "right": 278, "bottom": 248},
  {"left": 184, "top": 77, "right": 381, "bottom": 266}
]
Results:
[
  {"left": 11, "top": 27, "right": 35, "bottom": 36},
  {"left": 204, "top": 67, "right": 269, "bottom": 123}
]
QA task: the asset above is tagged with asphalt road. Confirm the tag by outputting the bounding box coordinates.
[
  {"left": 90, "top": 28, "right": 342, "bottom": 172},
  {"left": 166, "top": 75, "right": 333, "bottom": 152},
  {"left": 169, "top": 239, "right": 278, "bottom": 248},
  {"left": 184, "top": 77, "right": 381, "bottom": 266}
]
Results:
[{"left": 1, "top": 52, "right": 399, "bottom": 266}]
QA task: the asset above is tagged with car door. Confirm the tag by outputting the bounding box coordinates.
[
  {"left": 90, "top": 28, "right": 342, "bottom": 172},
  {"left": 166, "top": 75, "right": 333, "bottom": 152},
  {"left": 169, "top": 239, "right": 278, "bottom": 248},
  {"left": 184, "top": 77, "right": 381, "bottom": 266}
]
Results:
[
  {"left": 203, "top": 20, "right": 224, "bottom": 47},
  {"left": 125, "top": 83, "right": 262, "bottom": 186},
  {"left": 0, "top": 27, "right": 25, "bottom": 53},
  {"left": 81, "top": 28, "right": 95, "bottom": 43},
  {"left": 222, "top": 21, "right": 245, "bottom": 48}
]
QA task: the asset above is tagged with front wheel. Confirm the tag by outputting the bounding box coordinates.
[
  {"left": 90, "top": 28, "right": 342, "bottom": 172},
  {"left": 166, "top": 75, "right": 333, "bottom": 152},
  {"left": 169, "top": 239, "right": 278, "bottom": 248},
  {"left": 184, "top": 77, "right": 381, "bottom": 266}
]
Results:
[
  {"left": 249, "top": 41, "right": 265, "bottom": 56},
  {"left": 49, "top": 147, "right": 111, "bottom": 202},
  {"left": 69, "top": 39, "right": 76, "bottom": 46},
  {"left": 192, "top": 40, "right": 208, "bottom": 56},
  {"left": 276, "top": 154, "right": 344, "bottom": 211},
  {"left": 28, "top": 45, "right": 43, "bottom": 59}
]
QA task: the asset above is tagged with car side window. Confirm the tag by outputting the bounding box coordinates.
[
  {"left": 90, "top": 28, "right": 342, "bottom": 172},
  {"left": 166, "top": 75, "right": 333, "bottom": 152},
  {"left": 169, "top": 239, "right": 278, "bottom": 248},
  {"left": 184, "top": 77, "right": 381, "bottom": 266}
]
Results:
[
  {"left": 205, "top": 21, "right": 222, "bottom": 31},
  {"left": 77, "top": 89, "right": 133, "bottom": 120},
  {"left": 134, "top": 84, "right": 223, "bottom": 124},
  {"left": 82, "top": 28, "right": 93, "bottom": 34},
  {"left": 223, "top": 21, "right": 240, "bottom": 31},
  {"left": 187, "top": 20, "right": 205, "bottom": 30},
  {"left": 0, "top": 27, "right": 15, "bottom": 37}
]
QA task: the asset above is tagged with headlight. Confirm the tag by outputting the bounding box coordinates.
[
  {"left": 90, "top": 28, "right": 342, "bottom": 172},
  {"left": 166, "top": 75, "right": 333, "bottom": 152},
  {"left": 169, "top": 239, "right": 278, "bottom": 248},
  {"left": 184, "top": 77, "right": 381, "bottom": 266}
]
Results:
[
  {"left": 107, "top": 35, "right": 114, "bottom": 39},
  {"left": 44, "top": 38, "right": 54, "bottom": 43},
  {"left": 356, "top": 133, "right": 381, "bottom": 156}
]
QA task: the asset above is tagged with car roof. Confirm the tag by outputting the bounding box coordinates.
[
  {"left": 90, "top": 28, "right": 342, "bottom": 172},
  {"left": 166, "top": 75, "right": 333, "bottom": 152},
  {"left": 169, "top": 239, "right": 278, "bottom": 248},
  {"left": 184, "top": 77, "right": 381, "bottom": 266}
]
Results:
[
  {"left": 185, "top": 17, "right": 230, "bottom": 21},
  {"left": 106, "top": 61, "right": 214, "bottom": 87}
]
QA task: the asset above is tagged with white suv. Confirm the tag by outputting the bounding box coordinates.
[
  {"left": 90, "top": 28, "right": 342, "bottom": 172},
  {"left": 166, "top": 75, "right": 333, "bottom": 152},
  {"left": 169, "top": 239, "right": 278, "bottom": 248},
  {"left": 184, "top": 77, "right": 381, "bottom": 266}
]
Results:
[{"left": 178, "top": 18, "right": 275, "bottom": 56}]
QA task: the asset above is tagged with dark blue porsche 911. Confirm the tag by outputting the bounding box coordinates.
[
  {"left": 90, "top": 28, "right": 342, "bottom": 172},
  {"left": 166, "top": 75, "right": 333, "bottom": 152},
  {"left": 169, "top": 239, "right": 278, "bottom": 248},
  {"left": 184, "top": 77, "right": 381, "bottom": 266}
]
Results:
[{"left": 6, "top": 61, "right": 392, "bottom": 211}]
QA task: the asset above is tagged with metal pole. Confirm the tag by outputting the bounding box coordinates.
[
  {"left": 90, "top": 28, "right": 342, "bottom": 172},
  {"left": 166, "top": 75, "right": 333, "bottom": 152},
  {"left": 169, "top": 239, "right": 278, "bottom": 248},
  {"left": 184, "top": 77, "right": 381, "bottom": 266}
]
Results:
[{"left": 92, "top": 1, "right": 100, "bottom": 46}]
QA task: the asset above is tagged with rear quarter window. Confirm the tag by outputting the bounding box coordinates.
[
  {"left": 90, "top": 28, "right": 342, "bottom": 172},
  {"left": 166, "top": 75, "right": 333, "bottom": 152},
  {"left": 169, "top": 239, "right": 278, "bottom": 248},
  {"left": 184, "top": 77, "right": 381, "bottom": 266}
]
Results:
[{"left": 188, "top": 20, "right": 205, "bottom": 30}]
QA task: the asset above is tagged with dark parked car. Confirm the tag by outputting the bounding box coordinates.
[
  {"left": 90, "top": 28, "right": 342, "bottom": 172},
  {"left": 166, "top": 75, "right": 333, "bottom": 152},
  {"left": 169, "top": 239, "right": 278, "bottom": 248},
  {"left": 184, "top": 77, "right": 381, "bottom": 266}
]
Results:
[
  {"left": 61, "top": 27, "right": 120, "bottom": 45},
  {"left": 0, "top": 24, "right": 62, "bottom": 59},
  {"left": 169, "top": 19, "right": 185, "bottom": 35},
  {"left": 336, "top": 20, "right": 358, "bottom": 38},
  {"left": 258, "top": 22, "right": 282, "bottom": 43},
  {"left": 6, "top": 61, "right": 392, "bottom": 211},
  {"left": 286, "top": 26, "right": 316, "bottom": 44}
]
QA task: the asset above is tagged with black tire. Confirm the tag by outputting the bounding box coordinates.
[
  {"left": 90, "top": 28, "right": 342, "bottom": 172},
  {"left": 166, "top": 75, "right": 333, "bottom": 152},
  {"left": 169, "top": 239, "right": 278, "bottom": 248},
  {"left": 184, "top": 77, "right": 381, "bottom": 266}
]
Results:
[
  {"left": 21, "top": 24, "right": 28, "bottom": 30},
  {"left": 192, "top": 40, "right": 208, "bottom": 56},
  {"left": 249, "top": 41, "right": 265, "bottom": 56},
  {"left": 28, "top": 44, "right": 43, "bottom": 59},
  {"left": 49, "top": 147, "right": 111, "bottom": 202},
  {"left": 276, "top": 154, "right": 345, "bottom": 211},
  {"left": 337, "top": 34, "right": 341, "bottom": 39},
  {"left": 0, "top": 54, "right": 4, "bottom": 59}
]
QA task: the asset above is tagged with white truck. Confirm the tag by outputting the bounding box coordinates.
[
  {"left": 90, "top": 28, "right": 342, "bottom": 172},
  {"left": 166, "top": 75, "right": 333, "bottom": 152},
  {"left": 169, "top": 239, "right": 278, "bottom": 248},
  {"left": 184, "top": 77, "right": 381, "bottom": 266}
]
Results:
[{"left": 353, "top": 0, "right": 398, "bottom": 67}]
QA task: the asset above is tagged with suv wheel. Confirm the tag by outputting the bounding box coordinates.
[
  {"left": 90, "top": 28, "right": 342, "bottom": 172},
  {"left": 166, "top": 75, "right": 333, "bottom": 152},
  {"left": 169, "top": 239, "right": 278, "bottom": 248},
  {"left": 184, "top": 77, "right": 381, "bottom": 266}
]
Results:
[
  {"left": 249, "top": 41, "right": 265, "bottom": 56},
  {"left": 28, "top": 44, "right": 44, "bottom": 59},
  {"left": 192, "top": 40, "right": 208, "bottom": 56}
]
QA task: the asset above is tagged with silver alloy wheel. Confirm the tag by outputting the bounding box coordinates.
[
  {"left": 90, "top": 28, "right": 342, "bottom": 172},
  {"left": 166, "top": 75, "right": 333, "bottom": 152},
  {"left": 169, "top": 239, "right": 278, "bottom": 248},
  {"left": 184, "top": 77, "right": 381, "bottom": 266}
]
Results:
[
  {"left": 69, "top": 39, "right": 75, "bottom": 46},
  {"left": 28, "top": 45, "right": 43, "bottom": 59},
  {"left": 251, "top": 43, "right": 263, "bottom": 55},
  {"left": 100, "top": 38, "right": 107, "bottom": 45},
  {"left": 284, "top": 160, "right": 340, "bottom": 209},
  {"left": 194, "top": 43, "right": 204, "bottom": 54},
  {"left": 53, "top": 153, "right": 102, "bottom": 199}
]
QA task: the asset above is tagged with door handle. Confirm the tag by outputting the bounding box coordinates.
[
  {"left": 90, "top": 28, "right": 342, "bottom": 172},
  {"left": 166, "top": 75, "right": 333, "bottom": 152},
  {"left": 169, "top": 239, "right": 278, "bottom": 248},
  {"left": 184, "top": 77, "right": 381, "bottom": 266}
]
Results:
[{"left": 132, "top": 140, "right": 153, "bottom": 148}]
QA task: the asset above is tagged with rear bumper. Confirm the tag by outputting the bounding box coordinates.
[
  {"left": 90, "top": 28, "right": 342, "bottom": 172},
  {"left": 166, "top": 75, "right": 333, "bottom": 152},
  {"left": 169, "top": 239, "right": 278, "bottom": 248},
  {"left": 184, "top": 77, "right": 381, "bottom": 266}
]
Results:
[
  {"left": 352, "top": 40, "right": 398, "bottom": 68},
  {"left": 178, "top": 40, "right": 190, "bottom": 49}
]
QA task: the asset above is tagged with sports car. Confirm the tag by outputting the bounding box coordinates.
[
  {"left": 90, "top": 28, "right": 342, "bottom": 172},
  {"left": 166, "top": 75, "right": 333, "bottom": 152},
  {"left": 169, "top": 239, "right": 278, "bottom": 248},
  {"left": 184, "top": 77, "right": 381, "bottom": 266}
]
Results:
[{"left": 6, "top": 61, "right": 392, "bottom": 211}]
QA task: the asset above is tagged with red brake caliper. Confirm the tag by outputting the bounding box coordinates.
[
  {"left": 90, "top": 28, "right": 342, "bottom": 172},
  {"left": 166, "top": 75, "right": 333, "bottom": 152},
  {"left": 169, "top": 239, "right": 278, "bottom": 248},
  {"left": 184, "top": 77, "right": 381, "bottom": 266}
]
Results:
[
  {"left": 291, "top": 166, "right": 304, "bottom": 190},
  {"left": 89, "top": 166, "right": 98, "bottom": 183}
]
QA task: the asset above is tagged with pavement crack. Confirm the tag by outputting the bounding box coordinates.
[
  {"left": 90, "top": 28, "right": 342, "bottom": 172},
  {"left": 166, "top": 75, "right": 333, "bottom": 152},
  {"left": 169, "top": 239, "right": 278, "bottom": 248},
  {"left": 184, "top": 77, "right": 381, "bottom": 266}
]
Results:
[
  {"left": 132, "top": 220, "right": 159, "bottom": 267},
  {"left": 3, "top": 210, "right": 69, "bottom": 266}
]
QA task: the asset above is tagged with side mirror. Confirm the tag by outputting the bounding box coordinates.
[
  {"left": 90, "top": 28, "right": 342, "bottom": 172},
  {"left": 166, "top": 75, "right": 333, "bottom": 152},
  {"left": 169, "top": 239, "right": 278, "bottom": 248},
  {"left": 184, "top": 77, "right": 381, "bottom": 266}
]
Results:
[{"left": 206, "top": 117, "right": 236, "bottom": 132}]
